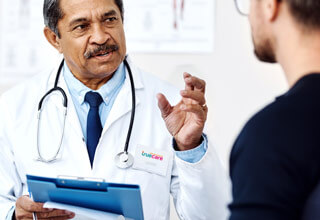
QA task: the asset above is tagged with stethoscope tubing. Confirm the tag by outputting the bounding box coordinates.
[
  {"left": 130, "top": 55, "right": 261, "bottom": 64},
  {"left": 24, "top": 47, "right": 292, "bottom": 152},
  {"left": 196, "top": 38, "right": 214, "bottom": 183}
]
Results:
[
  {"left": 123, "top": 58, "right": 136, "bottom": 154},
  {"left": 38, "top": 60, "right": 67, "bottom": 110},
  {"left": 36, "top": 57, "right": 135, "bottom": 165}
]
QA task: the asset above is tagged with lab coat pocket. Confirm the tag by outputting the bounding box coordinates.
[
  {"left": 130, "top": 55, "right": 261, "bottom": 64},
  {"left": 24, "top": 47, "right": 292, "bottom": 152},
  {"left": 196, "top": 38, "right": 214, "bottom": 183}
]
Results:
[
  {"left": 118, "top": 140, "right": 174, "bottom": 220},
  {"left": 132, "top": 145, "right": 172, "bottom": 177}
]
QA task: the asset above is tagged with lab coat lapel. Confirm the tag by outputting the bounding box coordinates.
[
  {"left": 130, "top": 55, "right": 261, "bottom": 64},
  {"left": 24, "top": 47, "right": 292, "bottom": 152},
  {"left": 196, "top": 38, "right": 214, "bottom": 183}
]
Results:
[
  {"left": 43, "top": 64, "right": 92, "bottom": 171},
  {"left": 101, "top": 61, "right": 143, "bottom": 136},
  {"left": 46, "top": 62, "right": 85, "bottom": 141},
  {"left": 57, "top": 67, "right": 93, "bottom": 170},
  {"left": 59, "top": 75, "right": 85, "bottom": 140}
]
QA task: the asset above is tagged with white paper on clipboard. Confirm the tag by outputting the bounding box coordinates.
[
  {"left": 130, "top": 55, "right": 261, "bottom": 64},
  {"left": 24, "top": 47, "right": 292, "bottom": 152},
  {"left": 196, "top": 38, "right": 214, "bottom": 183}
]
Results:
[{"left": 44, "top": 202, "right": 134, "bottom": 220}]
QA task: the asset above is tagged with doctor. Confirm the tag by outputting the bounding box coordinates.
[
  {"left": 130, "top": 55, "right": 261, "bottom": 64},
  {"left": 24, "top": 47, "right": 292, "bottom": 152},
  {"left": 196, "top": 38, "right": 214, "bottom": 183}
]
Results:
[{"left": 0, "top": 0, "right": 230, "bottom": 219}]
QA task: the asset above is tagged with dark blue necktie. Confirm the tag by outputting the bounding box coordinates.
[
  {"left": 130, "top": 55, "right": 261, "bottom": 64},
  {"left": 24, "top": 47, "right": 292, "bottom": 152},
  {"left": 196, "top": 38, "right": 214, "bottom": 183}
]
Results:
[{"left": 85, "top": 91, "right": 103, "bottom": 167}]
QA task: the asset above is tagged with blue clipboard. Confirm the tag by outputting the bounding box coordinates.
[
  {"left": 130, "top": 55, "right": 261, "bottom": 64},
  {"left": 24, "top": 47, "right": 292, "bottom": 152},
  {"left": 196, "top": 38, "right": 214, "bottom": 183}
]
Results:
[{"left": 27, "top": 175, "right": 144, "bottom": 220}]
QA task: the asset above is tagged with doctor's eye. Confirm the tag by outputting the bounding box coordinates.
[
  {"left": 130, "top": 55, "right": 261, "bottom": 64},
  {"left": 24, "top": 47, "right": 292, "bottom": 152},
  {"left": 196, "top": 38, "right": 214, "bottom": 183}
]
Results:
[
  {"left": 103, "top": 17, "right": 118, "bottom": 26},
  {"left": 73, "top": 24, "right": 89, "bottom": 32},
  {"left": 106, "top": 17, "right": 117, "bottom": 22}
]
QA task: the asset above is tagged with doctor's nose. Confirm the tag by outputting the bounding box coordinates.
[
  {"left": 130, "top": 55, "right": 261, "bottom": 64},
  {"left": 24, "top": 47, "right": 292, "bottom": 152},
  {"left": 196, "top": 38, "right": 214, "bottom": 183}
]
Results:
[{"left": 89, "top": 25, "right": 110, "bottom": 45}]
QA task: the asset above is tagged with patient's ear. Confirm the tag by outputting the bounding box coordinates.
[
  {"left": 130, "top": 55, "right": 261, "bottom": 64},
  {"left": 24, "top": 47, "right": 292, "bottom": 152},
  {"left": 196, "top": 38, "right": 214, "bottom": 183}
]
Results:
[
  {"left": 44, "top": 27, "right": 63, "bottom": 54},
  {"left": 264, "top": 0, "right": 281, "bottom": 22}
]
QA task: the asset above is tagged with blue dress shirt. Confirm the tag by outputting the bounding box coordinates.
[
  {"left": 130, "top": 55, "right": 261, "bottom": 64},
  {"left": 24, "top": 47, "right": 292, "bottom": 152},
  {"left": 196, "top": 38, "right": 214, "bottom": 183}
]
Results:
[
  {"left": 174, "top": 134, "right": 208, "bottom": 163},
  {"left": 63, "top": 62, "right": 126, "bottom": 141}
]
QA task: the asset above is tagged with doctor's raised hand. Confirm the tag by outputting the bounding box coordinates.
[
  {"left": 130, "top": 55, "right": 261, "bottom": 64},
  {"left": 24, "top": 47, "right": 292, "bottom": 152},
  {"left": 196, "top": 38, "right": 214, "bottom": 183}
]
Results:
[{"left": 157, "top": 73, "right": 208, "bottom": 151}]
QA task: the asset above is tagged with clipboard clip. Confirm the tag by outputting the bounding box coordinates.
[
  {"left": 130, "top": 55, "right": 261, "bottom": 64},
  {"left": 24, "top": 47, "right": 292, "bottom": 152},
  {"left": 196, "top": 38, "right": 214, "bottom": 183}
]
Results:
[
  {"left": 57, "top": 175, "right": 105, "bottom": 182},
  {"left": 56, "top": 175, "right": 107, "bottom": 191}
]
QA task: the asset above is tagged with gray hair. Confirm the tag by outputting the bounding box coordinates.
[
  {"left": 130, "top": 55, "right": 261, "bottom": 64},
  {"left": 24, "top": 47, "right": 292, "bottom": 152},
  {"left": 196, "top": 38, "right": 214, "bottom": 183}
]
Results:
[
  {"left": 43, "top": 0, "right": 63, "bottom": 37},
  {"left": 43, "top": 0, "right": 124, "bottom": 38}
]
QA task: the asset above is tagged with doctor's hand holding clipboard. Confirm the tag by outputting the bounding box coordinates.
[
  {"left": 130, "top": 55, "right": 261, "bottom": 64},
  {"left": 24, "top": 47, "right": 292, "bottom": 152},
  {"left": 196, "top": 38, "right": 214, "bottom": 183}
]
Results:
[{"left": 15, "top": 196, "right": 75, "bottom": 219}]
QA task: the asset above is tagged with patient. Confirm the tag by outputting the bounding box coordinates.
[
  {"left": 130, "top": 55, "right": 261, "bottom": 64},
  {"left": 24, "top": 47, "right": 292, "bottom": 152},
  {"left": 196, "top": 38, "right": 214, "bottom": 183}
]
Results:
[{"left": 229, "top": 0, "right": 320, "bottom": 219}]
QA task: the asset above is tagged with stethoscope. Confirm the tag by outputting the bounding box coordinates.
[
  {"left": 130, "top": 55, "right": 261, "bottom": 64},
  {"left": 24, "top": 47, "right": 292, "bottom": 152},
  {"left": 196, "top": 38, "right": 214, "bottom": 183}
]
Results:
[{"left": 36, "top": 57, "right": 135, "bottom": 169}]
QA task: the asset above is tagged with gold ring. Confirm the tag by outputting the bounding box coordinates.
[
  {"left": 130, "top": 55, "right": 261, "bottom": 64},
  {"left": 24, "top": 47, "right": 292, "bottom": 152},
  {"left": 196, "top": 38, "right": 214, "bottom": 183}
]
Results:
[{"left": 202, "top": 103, "right": 207, "bottom": 108}]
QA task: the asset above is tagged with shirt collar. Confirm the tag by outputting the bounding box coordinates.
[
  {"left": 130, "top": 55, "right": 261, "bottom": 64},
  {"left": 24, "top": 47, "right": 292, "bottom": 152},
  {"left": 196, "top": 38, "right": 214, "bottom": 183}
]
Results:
[{"left": 63, "top": 62, "right": 126, "bottom": 106}]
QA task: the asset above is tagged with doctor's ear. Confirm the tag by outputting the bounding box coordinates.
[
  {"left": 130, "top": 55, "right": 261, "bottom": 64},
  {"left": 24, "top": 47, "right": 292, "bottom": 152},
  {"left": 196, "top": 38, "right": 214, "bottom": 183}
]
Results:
[{"left": 44, "top": 27, "right": 63, "bottom": 54}]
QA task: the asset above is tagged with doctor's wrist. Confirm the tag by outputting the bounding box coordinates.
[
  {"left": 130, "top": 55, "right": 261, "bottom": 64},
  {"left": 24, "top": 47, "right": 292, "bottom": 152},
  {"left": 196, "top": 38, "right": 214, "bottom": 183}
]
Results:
[{"left": 173, "top": 135, "right": 204, "bottom": 151}]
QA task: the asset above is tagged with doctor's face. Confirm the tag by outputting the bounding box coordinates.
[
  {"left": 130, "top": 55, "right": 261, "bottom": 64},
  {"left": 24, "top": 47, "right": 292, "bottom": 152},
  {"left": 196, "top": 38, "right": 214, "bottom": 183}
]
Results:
[{"left": 54, "top": 0, "right": 126, "bottom": 81}]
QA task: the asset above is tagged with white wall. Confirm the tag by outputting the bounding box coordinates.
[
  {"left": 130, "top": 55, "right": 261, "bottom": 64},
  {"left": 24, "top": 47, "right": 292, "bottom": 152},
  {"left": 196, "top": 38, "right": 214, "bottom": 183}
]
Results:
[{"left": 0, "top": 0, "right": 288, "bottom": 219}]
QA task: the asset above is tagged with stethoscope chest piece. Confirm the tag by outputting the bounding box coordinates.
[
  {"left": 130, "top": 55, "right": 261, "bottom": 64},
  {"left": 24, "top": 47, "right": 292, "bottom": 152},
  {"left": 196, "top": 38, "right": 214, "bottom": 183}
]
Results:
[{"left": 115, "top": 152, "right": 134, "bottom": 169}]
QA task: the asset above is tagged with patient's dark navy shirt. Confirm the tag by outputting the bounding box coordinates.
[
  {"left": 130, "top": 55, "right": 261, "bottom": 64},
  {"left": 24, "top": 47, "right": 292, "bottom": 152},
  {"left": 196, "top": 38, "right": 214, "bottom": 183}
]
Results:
[{"left": 229, "top": 73, "right": 320, "bottom": 220}]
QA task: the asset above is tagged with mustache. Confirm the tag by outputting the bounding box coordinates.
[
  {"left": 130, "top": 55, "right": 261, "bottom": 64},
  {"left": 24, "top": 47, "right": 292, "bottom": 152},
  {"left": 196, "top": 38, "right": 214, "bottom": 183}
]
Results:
[{"left": 84, "top": 44, "right": 119, "bottom": 59}]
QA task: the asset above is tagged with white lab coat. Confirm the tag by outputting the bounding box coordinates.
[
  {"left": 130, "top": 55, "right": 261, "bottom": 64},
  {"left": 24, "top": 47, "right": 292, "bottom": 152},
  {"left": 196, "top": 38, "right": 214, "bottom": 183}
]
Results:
[{"left": 0, "top": 58, "right": 230, "bottom": 220}]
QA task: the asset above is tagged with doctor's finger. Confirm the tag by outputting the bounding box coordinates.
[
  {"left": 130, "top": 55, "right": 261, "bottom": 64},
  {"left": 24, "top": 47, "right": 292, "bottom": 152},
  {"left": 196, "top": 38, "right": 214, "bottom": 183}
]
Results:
[
  {"left": 16, "top": 196, "right": 52, "bottom": 212},
  {"left": 37, "top": 217, "right": 74, "bottom": 220},
  {"left": 184, "top": 75, "right": 206, "bottom": 93},
  {"left": 36, "top": 209, "right": 75, "bottom": 219},
  {"left": 183, "top": 72, "right": 194, "bottom": 91},
  {"left": 157, "top": 93, "right": 173, "bottom": 118},
  {"left": 37, "top": 216, "right": 75, "bottom": 220},
  {"left": 180, "top": 90, "right": 206, "bottom": 105},
  {"left": 180, "top": 104, "right": 208, "bottom": 119}
]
